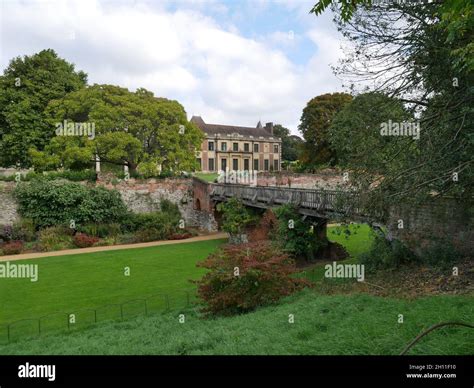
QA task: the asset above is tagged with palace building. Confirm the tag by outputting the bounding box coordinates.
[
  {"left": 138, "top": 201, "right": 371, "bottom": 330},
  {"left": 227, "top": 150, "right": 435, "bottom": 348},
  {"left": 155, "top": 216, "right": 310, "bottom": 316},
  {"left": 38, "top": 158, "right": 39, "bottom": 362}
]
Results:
[{"left": 191, "top": 116, "right": 282, "bottom": 172}]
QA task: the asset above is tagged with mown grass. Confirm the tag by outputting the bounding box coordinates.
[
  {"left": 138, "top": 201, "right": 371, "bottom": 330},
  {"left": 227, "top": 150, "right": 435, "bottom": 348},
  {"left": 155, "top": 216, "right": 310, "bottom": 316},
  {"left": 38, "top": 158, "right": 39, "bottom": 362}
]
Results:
[
  {"left": 0, "top": 239, "right": 225, "bottom": 341},
  {"left": 194, "top": 172, "right": 218, "bottom": 182},
  {"left": 0, "top": 290, "right": 472, "bottom": 355}
]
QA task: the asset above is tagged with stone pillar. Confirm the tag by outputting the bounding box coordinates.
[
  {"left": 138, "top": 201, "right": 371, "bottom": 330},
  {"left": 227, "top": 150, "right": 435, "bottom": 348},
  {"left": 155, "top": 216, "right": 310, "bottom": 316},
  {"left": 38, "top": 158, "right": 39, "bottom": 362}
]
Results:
[
  {"left": 314, "top": 219, "right": 328, "bottom": 241},
  {"left": 95, "top": 154, "right": 101, "bottom": 173}
]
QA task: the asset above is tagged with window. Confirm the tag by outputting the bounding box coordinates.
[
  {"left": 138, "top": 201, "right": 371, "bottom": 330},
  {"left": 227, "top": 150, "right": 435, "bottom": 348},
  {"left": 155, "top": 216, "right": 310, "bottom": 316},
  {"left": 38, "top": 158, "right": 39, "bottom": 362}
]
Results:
[
  {"left": 254, "top": 159, "right": 259, "bottom": 171},
  {"left": 274, "top": 144, "right": 279, "bottom": 153},
  {"left": 233, "top": 142, "right": 239, "bottom": 151},
  {"left": 264, "top": 159, "right": 269, "bottom": 171},
  {"left": 221, "top": 158, "right": 227, "bottom": 171},
  {"left": 221, "top": 142, "right": 227, "bottom": 151},
  {"left": 208, "top": 141, "right": 214, "bottom": 151},
  {"left": 244, "top": 159, "right": 249, "bottom": 171},
  {"left": 274, "top": 160, "right": 279, "bottom": 171},
  {"left": 232, "top": 158, "right": 239, "bottom": 171},
  {"left": 253, "top": 143, "right": 259, "bottom": 153},
  {"left": 208, "top": 158, "right": 215, "bottom": 171},
  {"left": 244, "top": 143, "right": 250, "bottom": 152},
  {"left": 196, "top": 158, "right": 201, "bottom": 171}
]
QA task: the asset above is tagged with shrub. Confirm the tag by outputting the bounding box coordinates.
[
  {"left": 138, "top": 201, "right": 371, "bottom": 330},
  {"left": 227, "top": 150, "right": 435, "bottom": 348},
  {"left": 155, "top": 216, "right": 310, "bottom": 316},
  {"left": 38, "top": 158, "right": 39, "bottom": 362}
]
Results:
[
  {"left": 14, "top": 180, "right": 128, "bottom": 229},
  {"left": 133, "top": 224, "right": 175, "bottom": 242},
  {"left": 216, "top": 198, "right": 257, "bottom": 239},
  {"left": 359, "top": 234, "right": 415, "bottom": 272},
  {"left": 2, "top": 241, "right": 24, "bottom": 255},
  {"left": 73, "top": 233, "right": 100, "bottom": 248},
  {"left": 419, "top": 239, "right": 462, "bottom": 268},
  {"left": 194, "top": 242, "right": 309, "bottom": 316},
  {"left": 121, "top": 210, "right": 181, "bottom": 237},
  {"left": 11, "top": 219, "right": 37, "bottom": 242},
  {"left": 76, "top": 223, "right": 122, "bottom": 238},
  {"left": 38, "top": 226, "right": 74, "bottom": 251},
  {"left": 273, "top": 204, "right": 325, "bottom": 260}
]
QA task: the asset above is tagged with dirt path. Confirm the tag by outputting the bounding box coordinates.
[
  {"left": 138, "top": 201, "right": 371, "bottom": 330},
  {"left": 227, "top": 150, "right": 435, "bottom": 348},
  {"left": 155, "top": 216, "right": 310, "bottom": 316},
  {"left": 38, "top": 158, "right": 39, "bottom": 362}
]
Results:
[{"left": 0, "top": 232, "right": 228, "bottom": 262}]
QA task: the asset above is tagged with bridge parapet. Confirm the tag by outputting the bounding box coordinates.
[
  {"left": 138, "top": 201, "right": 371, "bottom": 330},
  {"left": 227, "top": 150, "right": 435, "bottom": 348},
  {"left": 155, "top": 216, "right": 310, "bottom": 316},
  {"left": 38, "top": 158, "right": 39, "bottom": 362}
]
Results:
[{"left": 210, "top": 182, "right": 369, "bottom": 220}]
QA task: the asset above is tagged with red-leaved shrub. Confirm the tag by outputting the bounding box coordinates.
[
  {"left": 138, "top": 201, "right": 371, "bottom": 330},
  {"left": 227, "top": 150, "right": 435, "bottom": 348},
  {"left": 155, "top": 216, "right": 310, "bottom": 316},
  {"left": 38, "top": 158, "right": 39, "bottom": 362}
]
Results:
[
  {"left": 73, "top": 233, "right": 99, "bottom": 248},
  {"left": 169, "top": 232, "right": 192, "bottom": 240},
  {"left": 194, "top": 241, "right": 310, "bottom": 316},
  {"left": 2, "top": 240, "right": 24, "bottom": 255}
]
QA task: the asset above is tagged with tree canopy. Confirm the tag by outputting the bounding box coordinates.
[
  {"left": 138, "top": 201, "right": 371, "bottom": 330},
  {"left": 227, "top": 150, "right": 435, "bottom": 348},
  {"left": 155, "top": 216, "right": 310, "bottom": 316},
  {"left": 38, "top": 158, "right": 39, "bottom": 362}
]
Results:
[
  {"left": 30, "top": 84, "right": 204, "bottom": 174},
  {"left": 298, "top": 92, "right": 352, "bottom": 168},
  {"left": 0, "top": 49, "right": 87, "bottom": 167}
]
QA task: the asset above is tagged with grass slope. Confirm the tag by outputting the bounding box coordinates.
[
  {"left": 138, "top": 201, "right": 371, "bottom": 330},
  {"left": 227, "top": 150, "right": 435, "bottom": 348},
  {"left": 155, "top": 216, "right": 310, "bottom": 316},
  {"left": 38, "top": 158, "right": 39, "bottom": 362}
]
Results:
[{"left": 0, "top": 290, "right": 472, "bottom": 355}]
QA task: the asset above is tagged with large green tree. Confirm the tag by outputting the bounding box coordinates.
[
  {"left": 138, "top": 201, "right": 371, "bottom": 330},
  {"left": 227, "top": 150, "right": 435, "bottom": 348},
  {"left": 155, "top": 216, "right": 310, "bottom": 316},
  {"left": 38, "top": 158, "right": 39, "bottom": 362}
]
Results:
[
  {"left": 312, "top": 1, "right": 473, "bottom": 205},
  {"left": 0, "top": 49, "right": 87, "bottom": 167},
  {"left": 298, "top": 92, "right": 352, "bottom": 168},
  {"left": 32, "top": 84, "right": 203, "bottom": 174}
]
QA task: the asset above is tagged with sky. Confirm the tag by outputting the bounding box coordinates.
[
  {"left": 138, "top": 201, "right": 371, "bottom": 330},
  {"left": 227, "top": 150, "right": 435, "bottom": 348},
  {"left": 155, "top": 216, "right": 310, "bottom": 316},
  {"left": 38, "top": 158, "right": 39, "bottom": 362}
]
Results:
[{"left": 0, "top": 0, "right": 346, "bottom": 135}]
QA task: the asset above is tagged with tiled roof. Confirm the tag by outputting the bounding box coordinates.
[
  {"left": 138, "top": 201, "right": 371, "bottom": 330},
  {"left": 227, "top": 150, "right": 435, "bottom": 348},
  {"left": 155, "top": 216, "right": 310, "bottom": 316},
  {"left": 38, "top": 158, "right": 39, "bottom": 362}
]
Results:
[{"left": 190, "top": 116, "right": 280, "bottom": 140}]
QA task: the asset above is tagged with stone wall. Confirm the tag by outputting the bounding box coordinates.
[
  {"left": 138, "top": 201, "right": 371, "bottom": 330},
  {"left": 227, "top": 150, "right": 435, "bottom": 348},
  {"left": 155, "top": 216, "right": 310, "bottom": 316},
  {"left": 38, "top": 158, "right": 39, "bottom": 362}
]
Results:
[
  {"left": 0, "top": 182, "right": 19, "bottom": 226},
  {"left": 0, "top": 178, "right": 219, "bottom": 232}
]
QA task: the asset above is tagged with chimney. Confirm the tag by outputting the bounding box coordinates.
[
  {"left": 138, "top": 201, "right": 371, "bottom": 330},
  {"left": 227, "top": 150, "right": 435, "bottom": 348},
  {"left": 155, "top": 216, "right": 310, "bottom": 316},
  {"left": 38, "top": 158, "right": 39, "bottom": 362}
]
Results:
[{"left": 265, "top": 122, "right": 273, "bottom": 135}]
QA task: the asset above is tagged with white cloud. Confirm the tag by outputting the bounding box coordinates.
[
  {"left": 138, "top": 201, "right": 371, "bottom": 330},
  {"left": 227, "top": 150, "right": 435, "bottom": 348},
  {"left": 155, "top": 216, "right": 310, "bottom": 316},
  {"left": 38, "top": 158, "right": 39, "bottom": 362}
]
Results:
[{"left": 0, "top": 0, "right": 345, "bottom": 135}]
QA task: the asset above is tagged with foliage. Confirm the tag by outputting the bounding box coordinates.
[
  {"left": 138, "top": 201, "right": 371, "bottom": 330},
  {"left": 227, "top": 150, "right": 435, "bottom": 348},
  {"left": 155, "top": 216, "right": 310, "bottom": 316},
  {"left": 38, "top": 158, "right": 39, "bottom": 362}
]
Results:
[
  {"left": 0, "top": 49, "right": 87, "bottom": 168},
  {"left": 323, "top": 1, "right": 473, "bottom": 204},
  {"left": 194, "top": 241, "right": 309, "bottom": 316},
  {"left": 37, "top": 226, "right": 74, "bottom": 252},
  {"left": 359, "top": 235, "right": 415, "bottom": 272},
  {"left": 73, "top": 233, "right": 99, "bottom": 248},
  {"left": 1, "top": 241, "right": 24, "bottom": 255},
  {"left": 14, "top": 180, "right": 128, "bottom": 229},
  {"left": 216, "top": 198, "right": 257, "bottom": 237},
  {"left": 0, "top": 170, "right": 97, "bottom": 182},
  {"left": 32, "top": 84, "right": 204, "bottom": 174},
  {"left": 11, "top": 219, "right": 37, "bottom": 242},
  {"left": 273, "top": 204, "right": 325, "bottom": 261},
  {"left": 76, "top": 223, "right": 122, "bottom": 238},
  {"left": 273, "top": 124, "right": 303, "bottom": 162},
  {"left": 419, "top": 239, "right": 463, "bottom": 269},
  {"left": 298, "top": 92, "right": 352, "bottom": 168}
]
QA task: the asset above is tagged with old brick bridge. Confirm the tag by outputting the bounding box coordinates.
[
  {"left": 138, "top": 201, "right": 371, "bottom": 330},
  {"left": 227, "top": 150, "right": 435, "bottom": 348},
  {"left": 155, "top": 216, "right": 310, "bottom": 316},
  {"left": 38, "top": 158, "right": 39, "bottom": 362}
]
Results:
[{"left": 192, "top": 177, "right": 472, "bottom": 256}]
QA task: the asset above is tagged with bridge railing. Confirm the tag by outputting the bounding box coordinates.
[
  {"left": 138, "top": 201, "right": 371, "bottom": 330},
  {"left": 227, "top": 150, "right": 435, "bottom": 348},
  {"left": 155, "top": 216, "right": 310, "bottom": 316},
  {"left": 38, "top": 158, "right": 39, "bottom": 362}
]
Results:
[{"left": 210, "top": 183, "right": 364, "bottom": 216}]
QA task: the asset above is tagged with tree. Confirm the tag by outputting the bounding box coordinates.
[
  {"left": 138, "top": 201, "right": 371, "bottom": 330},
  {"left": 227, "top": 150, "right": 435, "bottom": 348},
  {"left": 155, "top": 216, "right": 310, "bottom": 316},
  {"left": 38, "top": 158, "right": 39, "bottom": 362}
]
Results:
[
  {"left": 0, "top": 49, "right": 87, "bottom": 167},
  {"left": 32, "top": 84, "right": 204, "bottom": 174},
  {"left": 298, "top": 93, "right": 352, "bottom": 168},
  {"left": 311, "top": 1, "right": 473, "bottom": 205},
  {"left": 273, "top": 124, "right": 302, "bottom": 162}
]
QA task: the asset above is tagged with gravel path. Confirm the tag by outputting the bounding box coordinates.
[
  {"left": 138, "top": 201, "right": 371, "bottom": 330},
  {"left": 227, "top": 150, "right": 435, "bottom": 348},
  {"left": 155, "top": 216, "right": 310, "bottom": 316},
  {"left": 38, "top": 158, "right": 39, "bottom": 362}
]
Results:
[{"left": 0, "top": 232, "right": 228, "bottom": 262}]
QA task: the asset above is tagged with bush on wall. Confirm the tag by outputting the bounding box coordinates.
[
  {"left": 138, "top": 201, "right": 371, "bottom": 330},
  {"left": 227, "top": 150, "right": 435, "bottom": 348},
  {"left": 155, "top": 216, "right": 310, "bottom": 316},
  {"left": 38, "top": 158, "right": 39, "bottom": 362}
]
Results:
[
  {"left": 14, "top": 180, "right": 128, "bottom": 229},
  {"left": 194, "top": 241, "right": 309, "bottom": 316},
  {"left": 273, "top": 204, "right": 325, "bottom": 261}
]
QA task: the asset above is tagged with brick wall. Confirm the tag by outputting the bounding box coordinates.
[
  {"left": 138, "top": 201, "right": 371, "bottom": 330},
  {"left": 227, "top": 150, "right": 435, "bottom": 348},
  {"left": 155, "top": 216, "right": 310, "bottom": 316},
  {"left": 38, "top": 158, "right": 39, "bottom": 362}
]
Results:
[{"left": 388, "top": 198, "right": 473, "bottom": 256}]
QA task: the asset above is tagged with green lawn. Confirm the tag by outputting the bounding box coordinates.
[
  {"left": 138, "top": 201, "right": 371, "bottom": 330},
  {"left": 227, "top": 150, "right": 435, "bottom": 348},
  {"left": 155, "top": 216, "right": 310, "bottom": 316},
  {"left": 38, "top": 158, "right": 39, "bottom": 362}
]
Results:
[
  {"left": 302, "top": 223, "right": 374, "bottom": 282},
  {"left": 1, "top": 223, "right": 471, "bottom": 355},
  {"left": 194, "top": 172, "right": 218, "bottom": 182},
  {"left": 0, "top": 290, "right": 472, "bottom": 355},
  {"left": 0, "top": 239, "right": 225, "bottom": 341}
]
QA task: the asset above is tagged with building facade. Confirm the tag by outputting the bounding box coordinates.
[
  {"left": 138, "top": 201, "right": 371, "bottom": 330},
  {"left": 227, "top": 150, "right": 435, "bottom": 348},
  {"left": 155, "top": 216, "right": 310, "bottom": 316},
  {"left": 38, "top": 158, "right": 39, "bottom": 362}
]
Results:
[{"left": 191, "top": 116, "right": 282, "bottom": 172}]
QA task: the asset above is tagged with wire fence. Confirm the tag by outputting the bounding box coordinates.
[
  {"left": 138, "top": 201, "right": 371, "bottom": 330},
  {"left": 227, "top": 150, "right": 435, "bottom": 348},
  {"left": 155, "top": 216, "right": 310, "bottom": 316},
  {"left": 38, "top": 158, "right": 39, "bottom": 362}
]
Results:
[{"left": 0, "top": 289, "right": 199, "bottom": 344}]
